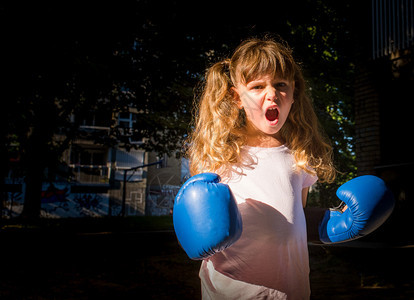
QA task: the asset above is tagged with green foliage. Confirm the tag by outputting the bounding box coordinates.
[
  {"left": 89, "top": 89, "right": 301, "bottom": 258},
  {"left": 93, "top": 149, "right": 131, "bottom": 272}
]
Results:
[
  {"left": 282, "top": 1, "right": 357, "bottom": 207},
  {"left": 2, "top": 0, "right": 359, "bottom": 215}
]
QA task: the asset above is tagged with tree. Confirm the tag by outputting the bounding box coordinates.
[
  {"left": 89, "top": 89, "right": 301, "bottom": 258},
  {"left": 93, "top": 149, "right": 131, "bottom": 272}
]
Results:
[
  {"left": 283, "top": 1, "right": 357, "bottom": 206},
  {"left": 163, "top": 0, "right": 357, "bottom": 206},
  {"left": 2, "top": 2, "right": 137, "bottom": 219},
  {"left": 2, "top": 0, "right": 357, "bottom": 219}
]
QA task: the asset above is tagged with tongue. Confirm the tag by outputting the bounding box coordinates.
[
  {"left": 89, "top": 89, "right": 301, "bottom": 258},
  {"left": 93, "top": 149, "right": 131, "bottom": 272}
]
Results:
[{"left": 266, "top": 109, "right": 279, "bottom": 122}]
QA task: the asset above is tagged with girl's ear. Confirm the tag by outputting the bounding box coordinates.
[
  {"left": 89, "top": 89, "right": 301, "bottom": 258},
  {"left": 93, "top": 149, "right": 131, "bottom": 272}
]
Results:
[{"left": 231, "top": 87, "right": 243, "bottom": 109}]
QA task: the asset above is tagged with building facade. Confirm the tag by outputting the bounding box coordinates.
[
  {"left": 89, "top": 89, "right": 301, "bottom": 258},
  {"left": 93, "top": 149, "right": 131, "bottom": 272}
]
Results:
[
  {"left": 4, "top": 109, "right": 182, "bottom": 218},
  {"left": 354, "top": 0, "right": 414, "bottom": 242}
]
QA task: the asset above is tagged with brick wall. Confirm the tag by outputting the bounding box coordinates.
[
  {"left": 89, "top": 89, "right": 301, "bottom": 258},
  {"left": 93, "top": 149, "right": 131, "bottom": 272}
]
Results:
[{"left": 354, "top": 68, "right": 382, "bottom": 175}]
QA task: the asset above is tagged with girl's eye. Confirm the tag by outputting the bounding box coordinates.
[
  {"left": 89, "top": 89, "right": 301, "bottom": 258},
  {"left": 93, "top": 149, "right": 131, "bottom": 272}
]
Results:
[
  {"left": 275, "top": 82, "right": 287, "bottom": 88},
  {"left": 252, "top": 85, "right": 263, "bottom": 90}
]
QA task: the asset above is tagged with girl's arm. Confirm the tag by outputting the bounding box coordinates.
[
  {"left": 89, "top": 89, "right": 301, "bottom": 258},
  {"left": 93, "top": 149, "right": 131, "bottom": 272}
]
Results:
[
  {"left": 301, "top": 187, "right": 309, "bottom": 208},
  {"left": 303, "top": 187, "right": 326, "bottom": 243}
]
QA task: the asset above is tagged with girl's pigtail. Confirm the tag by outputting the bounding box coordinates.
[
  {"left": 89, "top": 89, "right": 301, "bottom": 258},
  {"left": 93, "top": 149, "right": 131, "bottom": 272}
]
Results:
[
  {"left": 189, "top": 59, "right": 243, "bottom": 175},
  {"left": 203, "top": 59, "right": 232, "bottom": 113}
]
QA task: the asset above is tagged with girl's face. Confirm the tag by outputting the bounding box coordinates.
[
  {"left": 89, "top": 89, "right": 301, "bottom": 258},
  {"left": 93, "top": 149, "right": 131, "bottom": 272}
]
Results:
[{"left": 234, "top": 74, "right": 295, "bottom": 146}]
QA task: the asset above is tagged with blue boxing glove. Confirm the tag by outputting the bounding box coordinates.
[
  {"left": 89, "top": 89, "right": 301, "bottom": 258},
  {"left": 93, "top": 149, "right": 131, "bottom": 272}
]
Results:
[
  {"left": 173, "top": 173, "right": 242, "bottom": 260},
  {"left": 319, "top": 175, "right": 395, "bottom": 244}
]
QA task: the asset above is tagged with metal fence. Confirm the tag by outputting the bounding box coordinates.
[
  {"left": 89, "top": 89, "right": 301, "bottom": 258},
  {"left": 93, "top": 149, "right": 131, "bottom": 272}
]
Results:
[{"left": 372, "top": 0, "right": 414, "bottom": 59}]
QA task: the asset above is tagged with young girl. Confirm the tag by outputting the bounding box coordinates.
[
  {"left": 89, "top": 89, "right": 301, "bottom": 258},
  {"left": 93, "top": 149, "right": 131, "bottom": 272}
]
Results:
[{"left": 187, "top": 38, "right": 336, "bottom": 299}]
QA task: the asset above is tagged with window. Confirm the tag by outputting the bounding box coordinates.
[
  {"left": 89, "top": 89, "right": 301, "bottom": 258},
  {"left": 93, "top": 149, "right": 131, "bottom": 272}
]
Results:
[
  {"left": 114, "top": 149, "right": 145, "bottom": 182},
  {"left": 117, "top": 112, "right": 141, "bottom": 143},
  {"left": 75, "top": 111, "right": 111, "bottom": 128},
  {"left": 70, "top": 150, "right": 106, "bottom": 166},
  {"left": 69, "top": 148, "right": 109, "bottom": 184}
]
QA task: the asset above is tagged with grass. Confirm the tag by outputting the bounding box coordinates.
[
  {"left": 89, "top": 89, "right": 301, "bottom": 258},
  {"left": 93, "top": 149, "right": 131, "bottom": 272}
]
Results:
[
  {"left": 0, "top": 216, "right": 413, "bottom": 299},
  {"left": 0, "top": 217, "right": 200, "bottom": 300}
]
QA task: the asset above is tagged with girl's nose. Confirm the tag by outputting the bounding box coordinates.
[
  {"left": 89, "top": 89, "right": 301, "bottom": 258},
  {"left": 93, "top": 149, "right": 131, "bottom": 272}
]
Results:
[{"left": 266, "top": 87, "right": 278, "bottom": 102}]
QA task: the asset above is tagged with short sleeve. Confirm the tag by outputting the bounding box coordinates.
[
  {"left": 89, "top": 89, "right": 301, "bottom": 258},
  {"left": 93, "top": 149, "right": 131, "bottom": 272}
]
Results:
[{"left": 302, "top": 169, "right": 318, "bottom": 188}]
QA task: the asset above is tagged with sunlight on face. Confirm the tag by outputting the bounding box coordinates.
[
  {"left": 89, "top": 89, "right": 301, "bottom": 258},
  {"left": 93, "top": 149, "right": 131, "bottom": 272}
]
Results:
[{"left": 234, "top": 74, "right": 295, "bottom": 146}]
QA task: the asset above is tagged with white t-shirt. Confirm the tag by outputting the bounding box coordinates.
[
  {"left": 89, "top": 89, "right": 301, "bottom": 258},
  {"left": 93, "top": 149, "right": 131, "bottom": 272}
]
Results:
[{"left": 199, "top": 145, "right": 318, "bottom": 300}]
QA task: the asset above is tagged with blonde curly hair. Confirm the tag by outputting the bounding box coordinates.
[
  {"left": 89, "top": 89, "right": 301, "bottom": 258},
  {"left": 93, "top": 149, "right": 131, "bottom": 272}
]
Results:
[{"left": 187, "top": 38, "right": 336, "bottom": 183}]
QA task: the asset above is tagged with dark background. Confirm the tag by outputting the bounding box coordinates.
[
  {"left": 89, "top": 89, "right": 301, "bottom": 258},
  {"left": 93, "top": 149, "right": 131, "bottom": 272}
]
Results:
[{"left": 1, "top": 0, "right": 413, "bottom": 299}]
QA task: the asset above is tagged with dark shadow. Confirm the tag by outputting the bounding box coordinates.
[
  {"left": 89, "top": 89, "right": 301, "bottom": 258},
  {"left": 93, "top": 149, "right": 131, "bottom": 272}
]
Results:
[{"left": 209, "top": 198, "right": 297, "bottom": 291}]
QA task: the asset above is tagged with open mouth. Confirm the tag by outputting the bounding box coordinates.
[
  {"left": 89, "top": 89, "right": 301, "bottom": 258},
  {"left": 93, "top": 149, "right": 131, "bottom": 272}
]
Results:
[{"left": 265, "top": 107, "right": 279, "bottom": 124}]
